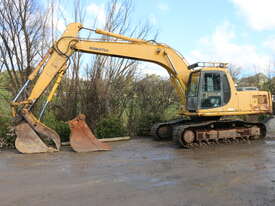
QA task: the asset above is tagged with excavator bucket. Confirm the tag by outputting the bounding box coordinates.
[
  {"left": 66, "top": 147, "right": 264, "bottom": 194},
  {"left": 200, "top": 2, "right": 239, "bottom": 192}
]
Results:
[
  {"left": 68, "top": 114, "right": 111, "bottom": 152},
  {"left": 15, "top": 110, "right": 61, "bottom": 154}
]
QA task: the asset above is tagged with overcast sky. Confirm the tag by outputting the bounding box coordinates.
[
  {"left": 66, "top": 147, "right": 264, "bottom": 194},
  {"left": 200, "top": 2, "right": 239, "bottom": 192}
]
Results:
[{"left": 45, "top": 0, "right": 275, "bottom": 77}]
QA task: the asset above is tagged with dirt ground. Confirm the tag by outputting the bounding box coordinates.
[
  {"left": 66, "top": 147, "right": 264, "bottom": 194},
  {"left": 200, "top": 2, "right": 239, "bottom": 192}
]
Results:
[{"left": 1, "top": 137, "right": 275, "bottom": 206}]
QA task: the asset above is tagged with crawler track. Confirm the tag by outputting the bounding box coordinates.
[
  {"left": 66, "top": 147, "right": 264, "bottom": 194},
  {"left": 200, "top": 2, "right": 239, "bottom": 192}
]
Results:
[
  {"left": 151, "top": 119, "right": 266, "bottom": 148},
  {"left": 172, "top": 120, "right": 266, "bottom": 148}
]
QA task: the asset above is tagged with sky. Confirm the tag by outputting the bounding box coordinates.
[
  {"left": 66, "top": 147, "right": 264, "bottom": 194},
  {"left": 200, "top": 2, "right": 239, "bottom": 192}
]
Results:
[{"left": 45, "top": 0, "right": 275, "bottom": 77}]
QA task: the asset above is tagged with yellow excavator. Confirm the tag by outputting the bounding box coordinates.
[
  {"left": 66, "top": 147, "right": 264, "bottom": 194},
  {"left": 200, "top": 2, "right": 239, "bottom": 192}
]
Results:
[{"left": 10, "top": 22, "right": 273, "bottom": 153}]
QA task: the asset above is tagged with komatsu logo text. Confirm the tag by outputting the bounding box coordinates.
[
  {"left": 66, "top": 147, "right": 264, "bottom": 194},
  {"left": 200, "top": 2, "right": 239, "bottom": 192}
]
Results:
[{"left": 89, "top": 47, "right": 109, "bottom": 52}]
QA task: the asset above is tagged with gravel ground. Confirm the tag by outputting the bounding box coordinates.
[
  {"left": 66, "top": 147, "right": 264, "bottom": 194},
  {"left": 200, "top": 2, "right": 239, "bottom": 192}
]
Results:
[{"left": 0, "top": 137, "right": 275, "bottom": 206}]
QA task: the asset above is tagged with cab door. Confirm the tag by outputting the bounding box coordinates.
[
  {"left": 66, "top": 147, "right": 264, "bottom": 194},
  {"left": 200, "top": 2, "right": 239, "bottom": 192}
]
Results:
[
  {"left": 199, "top": 71, "right": 231, "bottom": 109},
  {"left": 186, "top": 71, "right": 201, "bottom": 111}
]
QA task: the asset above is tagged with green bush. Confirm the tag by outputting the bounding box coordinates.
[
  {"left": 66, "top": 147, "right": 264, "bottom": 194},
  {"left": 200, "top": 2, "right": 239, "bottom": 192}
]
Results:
[
  {"left": 258, "top": 114, "right": 270, "bottom": 122},
  {"left": 43, "top": 113, "right": 70, "bottom": 142},
  {"left": 95, "top": 116, "right": 127, "bottom": 138},
  {"left": 135, "top": 113, "right": 162, "bottom": 136},
  {"left": 0, "top": 116, "right": 15, "bottom": 148},
  {"left": 163, "top": 104, "right": 179, "bottom": 120},
  {"left": 0, "top": 117, "right": 9, "bottom": 137},
  {"left": 54, "top": 121, "right": 70, "bottom": 142},
  {"left": 133, "top": 105, "right": 179, "bottom": 136}
]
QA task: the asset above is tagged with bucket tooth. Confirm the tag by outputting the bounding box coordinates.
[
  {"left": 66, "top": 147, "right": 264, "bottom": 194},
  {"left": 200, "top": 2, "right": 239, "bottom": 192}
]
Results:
[{"left": 68, "top": 114, "right": 111, "bottom": 152}]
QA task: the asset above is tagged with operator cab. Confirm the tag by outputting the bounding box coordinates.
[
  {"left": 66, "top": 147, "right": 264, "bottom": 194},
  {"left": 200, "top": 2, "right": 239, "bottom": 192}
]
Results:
[{"left": 186, "top": 62, "right": 231, "bottom": 111}]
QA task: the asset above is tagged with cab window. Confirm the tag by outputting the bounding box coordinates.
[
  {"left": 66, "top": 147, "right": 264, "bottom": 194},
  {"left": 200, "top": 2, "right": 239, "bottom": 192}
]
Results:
[
  {"left": 187, "top": 72, "right": 200, "bottom": 97},
  {"left": 200, "top": 73, "right": 222, "bottom": 109}
]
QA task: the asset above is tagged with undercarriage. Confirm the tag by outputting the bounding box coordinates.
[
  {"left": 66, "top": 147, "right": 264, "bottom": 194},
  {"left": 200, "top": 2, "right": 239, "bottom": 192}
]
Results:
[{"left": 151, "top": 118, "right": 266, "bottom": 148}]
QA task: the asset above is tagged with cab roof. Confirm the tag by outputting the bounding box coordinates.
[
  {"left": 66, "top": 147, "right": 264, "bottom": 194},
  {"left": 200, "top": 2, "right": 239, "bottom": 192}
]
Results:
[{"left": 188, "top": 62, "right": 228, "bottom": 71}]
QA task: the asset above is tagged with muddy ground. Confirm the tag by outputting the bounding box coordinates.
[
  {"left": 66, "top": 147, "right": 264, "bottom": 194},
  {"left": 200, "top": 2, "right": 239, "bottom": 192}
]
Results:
[{"left": 0, "top": 137, "right": 275, "bottom": 206}]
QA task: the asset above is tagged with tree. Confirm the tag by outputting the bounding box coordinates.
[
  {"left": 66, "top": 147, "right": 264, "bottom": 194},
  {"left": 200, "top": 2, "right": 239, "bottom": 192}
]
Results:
[
  {"left": 52, "top": 0, "right": 157, "bottom": 128},
  {"left": 228, "top": 64, "right": 241, "bottom": 82},
  {"left": 261, "top": 63, "right": 275, "bottom": 94},
  {"left": 0, "top": 0, "right": 49, "bottom": 95},
  {"left": 127, "top": 74, "right": 178, "bottom": 135}
]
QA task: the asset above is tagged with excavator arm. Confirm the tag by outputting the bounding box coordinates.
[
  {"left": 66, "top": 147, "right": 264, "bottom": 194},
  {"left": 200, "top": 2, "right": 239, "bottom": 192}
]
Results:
[{"left": 11, "top": 22, "right": 192, "bottom": 153}]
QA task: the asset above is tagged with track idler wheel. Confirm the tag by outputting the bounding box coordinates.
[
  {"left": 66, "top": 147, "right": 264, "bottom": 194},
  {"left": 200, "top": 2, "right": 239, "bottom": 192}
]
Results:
[
  {"left": 179, "top": 129, "right": 195, "bottom": 146},
  {"left": 156, "top": 125, "right": 172, "bottom": 140}
]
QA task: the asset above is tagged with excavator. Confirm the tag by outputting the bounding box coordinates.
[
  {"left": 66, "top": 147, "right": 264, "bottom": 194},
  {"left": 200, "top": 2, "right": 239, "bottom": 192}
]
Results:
[{"left": 10, "top": 22, "right": 273, "bottom": 153}]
